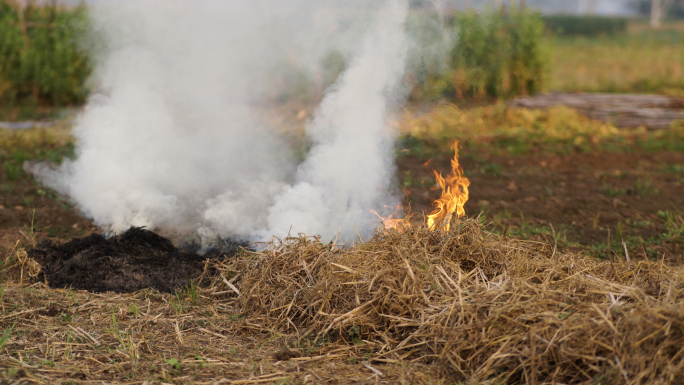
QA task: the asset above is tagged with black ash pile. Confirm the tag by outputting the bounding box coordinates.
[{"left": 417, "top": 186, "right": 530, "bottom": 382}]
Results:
[{"left": 29, "top": 227, "right": 246, "bottom": 293}]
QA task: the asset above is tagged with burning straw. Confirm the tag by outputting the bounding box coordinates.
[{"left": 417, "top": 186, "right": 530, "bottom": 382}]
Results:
[{"left": 229, "top": 219, "right": 684, "bottom": 383}]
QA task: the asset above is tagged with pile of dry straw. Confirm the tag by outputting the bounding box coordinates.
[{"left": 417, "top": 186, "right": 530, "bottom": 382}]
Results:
[{"left": 229, "top": 218, "right": 684, "bottom": 383}]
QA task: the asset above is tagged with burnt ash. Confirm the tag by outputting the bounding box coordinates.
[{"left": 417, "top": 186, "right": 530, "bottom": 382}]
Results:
[{"left": 29, "top": 227, "right": 247, "bottom": 293}]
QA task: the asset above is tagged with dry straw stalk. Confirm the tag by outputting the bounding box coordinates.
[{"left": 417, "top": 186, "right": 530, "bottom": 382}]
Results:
[{"left": 230, "top": 219, "right": 684, "bottom": 384}]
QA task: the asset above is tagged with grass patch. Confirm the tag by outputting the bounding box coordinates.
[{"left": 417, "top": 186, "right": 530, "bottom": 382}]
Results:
[
  {"left": 0, "top": 124, "right": 74, "bottom": 181},
  {"left": 543, "top": 14, "right": 628, "bottom": 37},
  {"left": 658, "top": 210, "right": 684, "bottom": 246},
  {"left": 0, "top": 3, "right": 91, "bottom": 106},
  {"left": 399, "top": 102, "right": 684, "bottom": 156},
  {"left": 548, "top": 22, "right": 684, "bottom": 93}
]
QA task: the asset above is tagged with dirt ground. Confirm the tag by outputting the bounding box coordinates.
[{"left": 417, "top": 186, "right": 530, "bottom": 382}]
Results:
[
  {"left": 399, "top": 149, "right": 684, "bottom": 262},
  {"left": 0, "top": 181, "right": 98, "bottom": 254},
  {"left": 2, "top": 149, "right": 682, "bottom": 258},
  {"left": 1, "top": 280, "right": 444, "bottom": 384},
  {"left": 1, "top": 122, "right": 684, "bottom": 384}
]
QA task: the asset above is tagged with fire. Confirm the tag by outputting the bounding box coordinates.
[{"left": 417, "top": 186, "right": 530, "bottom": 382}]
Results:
[
  {"left": 371, "top": 205, "right": 410, "bottom": 232},
  {"left": 371, "top": 140, "right": 469, "bottom": 233},
  {"left": 426, "top": 140, "right": 470, "bottom": 232}
]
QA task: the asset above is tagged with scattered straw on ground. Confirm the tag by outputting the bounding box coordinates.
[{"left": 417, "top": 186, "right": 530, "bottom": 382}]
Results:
[
  {"left": 2, "top": 219, "right": 684, "bottom": 384},
  {"left": 232, "top": 219, "right": 684, "bottom": 384}
]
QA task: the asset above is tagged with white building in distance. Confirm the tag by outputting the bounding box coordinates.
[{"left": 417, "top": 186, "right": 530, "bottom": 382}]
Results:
[{"left": 415, "top": 0, "right": 639, "bottom": 16}]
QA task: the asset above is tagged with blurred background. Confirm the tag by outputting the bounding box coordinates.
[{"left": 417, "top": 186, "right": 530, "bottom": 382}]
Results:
[
  {"left": 0, "top": 0, "right": 682, "bottom": 262},
  {"left": 0, "top": 0, "right": 682, "bottom": 114}
]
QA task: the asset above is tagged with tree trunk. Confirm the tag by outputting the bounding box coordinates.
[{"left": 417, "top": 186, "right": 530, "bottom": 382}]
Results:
[
  {"left": 652, "top": 0, "right": 676, "bottom": 29},
  {"left": 652, "top": 0, "right": 663, "bottom": 28}
]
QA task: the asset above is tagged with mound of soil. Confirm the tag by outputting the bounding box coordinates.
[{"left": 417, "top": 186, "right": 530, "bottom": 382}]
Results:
[{"left": 29, "top": 227, "right": 246, "bottom": 293}]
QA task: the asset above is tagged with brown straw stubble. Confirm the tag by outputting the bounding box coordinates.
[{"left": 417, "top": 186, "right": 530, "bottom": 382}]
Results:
[
  {"left": 5, "top": 218, "right": 684, "bottom": 384},
  {"left": 232, "top": 218, "right": 684, "bottom": 384}
]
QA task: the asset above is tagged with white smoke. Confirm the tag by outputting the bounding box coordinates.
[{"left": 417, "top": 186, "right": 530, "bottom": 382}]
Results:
[
  {"left": 263, "top": 0, "right": 408, "bottom": 242},
  {"left": 33, "top": 0, "right": 410, "bottom": 243}
]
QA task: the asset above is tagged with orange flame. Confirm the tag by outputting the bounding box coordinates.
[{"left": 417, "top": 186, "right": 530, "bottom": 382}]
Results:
[
  {"left": 426, "top": 140, "right": 470, "bottom": 232},
  {"left": 371, "top": 205, "right": 410, "bottom": 232}
]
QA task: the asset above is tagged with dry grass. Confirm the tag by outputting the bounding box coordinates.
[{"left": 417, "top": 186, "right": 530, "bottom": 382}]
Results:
[
  {"left": 399, "top": 101, "right": 684, "bottom": 157},
  {"left": 401, "top": 103, "right": 620, "bottom": 145},
  {"left": 3, "top": 219, "right": 684, "bottom": 383},
  {"left": 0, "top": 124, "right": 73, "bottom": 153},
  {"left": 548, "top": 22, "right": 684, "bottom": 94},
  {"left": 234, "top": 219, "right": 684, "bottom": 383}
]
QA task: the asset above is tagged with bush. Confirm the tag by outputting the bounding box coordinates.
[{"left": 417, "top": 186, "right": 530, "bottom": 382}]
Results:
[
  {"left": 0, "top": 2, "right": 90, "bottom": 106},
  {"left": 449, "top": 8, "right": 548, "bottom": 99},
  {"left": 542, "top": 15, "right": 628, "bottom": 37}
]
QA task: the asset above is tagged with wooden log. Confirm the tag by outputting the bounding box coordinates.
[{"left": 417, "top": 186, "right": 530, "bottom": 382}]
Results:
[{"left": 509, "top": 93, "right": 684, "bottom": 129}]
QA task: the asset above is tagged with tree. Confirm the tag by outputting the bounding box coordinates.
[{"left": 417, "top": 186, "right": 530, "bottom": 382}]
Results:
[{"left": 651, "top": 0, "right": 675, "bottom": 28}]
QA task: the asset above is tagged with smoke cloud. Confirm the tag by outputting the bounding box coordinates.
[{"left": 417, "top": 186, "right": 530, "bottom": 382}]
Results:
[
  {"left": 263, "top": 0, "right": 408, "bottom": 242},
  {"left": 33, "top": 0, "right": 410, "bottom": 243}
]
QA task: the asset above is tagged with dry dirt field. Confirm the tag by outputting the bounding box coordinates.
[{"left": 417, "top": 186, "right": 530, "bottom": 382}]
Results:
[{"left": 1, "top": 103, "right": 684, "bottom": 384}]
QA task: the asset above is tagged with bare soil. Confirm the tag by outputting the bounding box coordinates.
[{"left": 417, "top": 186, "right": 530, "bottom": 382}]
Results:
[
  {"left": 1, "top": 148, "right": 682, "bottom": 263},
  {"left": 1, "top": 142, "right": 683, "bottom": 384},
  {"left": 399, "top": 149, "right": 684, "bottom": 260},
  {"left": 0, "top": 181, "right": 98, "bottom": 253}
]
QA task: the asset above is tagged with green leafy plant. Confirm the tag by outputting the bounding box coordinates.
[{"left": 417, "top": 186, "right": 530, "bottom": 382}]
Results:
[
  {"left": 0, "top": 319, "right": 16, "bottom": 350},
  {"left": 60, "top": 312, "right": 72, "bottom": 323},
  {"left": 634, "top": 177, "right": 660, "bottom": 196},
  {"left": 165, "top": 358, "right": 181, "bottom": 371},
  {"left": 186, "top": 279, "right": 199, "bottom": 306},
  {"left": 450, "top": 8, "right": 547, "bottom": 99},
  {"left": 128, "top": 303, "right": 140, "bottom": 315},
  {"left": 0, "top": 2, "right": 91, "bottom": 106},
  {"left": 658, "top": 210, "right": 684, "bottom": 245},
  {"left": 347, "top": 326, "right": 364, "bottom": 346}
]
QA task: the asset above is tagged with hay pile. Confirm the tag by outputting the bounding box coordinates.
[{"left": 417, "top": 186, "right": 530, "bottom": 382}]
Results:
[{"left": 232, "top": 219, "right": 684, "bottom": 384}]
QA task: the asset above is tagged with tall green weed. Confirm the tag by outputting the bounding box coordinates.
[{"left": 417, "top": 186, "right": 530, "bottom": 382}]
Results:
[
  {"left": 412, "top": 8, "right": 548, "bottom": 101},
  {"left": 451, "top": 8, "right": 547, "bottom": 99},
  {"left": 0, "top": 3, "right": 90, "bottom": 107}
]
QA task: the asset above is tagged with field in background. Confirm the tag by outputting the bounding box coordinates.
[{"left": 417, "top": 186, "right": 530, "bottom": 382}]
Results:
[
  {"left": 2, "top": 104, "right": 683, "bottom": 265},
  {"left": 0, "top": 2, "right": 90, "bottom": 109},
  {"left": 1, "top": 5, "right": 684, "bottom": 385},
  {"left": 2, "top": 108, "right": 684, "bottom": 384},
  {"left": 548, "top": 20, "right": 684, "bottom": 94},
  {"left": 398, "top": 104, "right": 684, "bottom": 262}
]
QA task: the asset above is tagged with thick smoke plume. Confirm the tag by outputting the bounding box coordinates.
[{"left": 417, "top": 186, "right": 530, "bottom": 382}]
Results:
[
  {"left": 34, "top": 0, "right": 410, "bottom": 243},
  {"left": 264, "top": 1, "right": 408, "bottom": 242}
]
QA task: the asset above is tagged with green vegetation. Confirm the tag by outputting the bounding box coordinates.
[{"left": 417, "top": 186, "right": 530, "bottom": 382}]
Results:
[
  {"left": 0, "top": 319, "right": 15, "bottom": 350},
  {"left": 413, "top": 8, "right": 548, "bottom": 101},
  {"left": 0, "top": 3, "right": 680, "bottom": 110},
  {"left": 453, "top": 8, "right": 547, "bottom": 98},
  {"left": 0, "top": 2, "right": 90, "bottom": 107},
  {"left": 542, "top": 14, "right": 628, "bottom": 36},
  {"left": 548, "top": 23, "right": 684, "bottom": 93},
  {"left": 0, "top": 125, "right": 74, "bottom": 181},
  {"left": 658, "top": 210, "right": 684, "bottom": 246},
  {"left": 399, "top": 103, "right": 684, "bottom": 157},
  {"left": 414, "top": 15, "right": 684, "bottom": 100}
]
